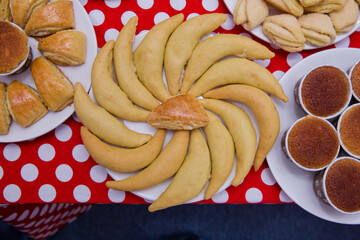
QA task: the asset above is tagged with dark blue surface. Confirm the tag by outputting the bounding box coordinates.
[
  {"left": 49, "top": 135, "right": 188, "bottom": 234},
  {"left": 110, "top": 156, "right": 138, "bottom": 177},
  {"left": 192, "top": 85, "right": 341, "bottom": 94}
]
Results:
[{"left": 1, "top": 203, "right": 360, "bottom": 239}]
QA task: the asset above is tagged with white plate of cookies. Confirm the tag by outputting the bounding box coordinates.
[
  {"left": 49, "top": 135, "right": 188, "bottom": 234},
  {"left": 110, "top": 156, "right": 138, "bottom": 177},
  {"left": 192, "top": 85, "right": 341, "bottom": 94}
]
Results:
[
  {"left": 0, "top": 0, "right": 97, "bottom": 142},
  {"left": 224, "top": 0, "right": 360, "bottom": 52}
]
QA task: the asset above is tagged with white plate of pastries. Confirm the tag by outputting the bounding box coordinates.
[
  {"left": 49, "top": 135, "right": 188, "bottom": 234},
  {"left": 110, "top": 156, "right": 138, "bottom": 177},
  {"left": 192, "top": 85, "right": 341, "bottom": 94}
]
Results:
[
  {"left": 0, "top": 0, "right": 97, "bottom": 142},
  {"left": 224, "top": 0, "right": 360, "bottom": 52}
]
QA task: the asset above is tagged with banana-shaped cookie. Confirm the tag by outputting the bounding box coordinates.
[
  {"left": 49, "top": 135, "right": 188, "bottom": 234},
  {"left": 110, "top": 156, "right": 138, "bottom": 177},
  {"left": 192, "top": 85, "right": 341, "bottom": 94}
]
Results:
[
  {"left": 181, "top": 34, "right": 275, "bottom": 94},
  {"left": 148, "top": 129, "right": 211, "bottom": 212},
  {"left": 134, "top": 13, "right": 184, "bottom": 102},
  {"left": 304, "top": 0, "right": 346, "bottom": 13},
  {"left": 164, "top": 13, "right": 227, "bottom": 96},
  {"left": 81, "top": 127, "right": 166, "bottom": 173},
  {"left": 187, "top": 58, "right": 288, "bottom": 103},
  {"left": 233, "top": 0, "right": 269, "bottom": 30},
  {"left": 114, "top": 16, "right": 159, "bottom": 111},
  {"left": 203, "top": 85, "right": 280, "bottom": 172},
  {"left": 106, "top": 130, "right": 189, "bottom": 191},
  {"left": 203, "top": 111, "right": 235, "bottom": 200},
  {"left": 262, "top": 14, "right": 306, "bottom": 52},
  {"left": 91, "top": 40, "right": 150, "bottom": 122},
  {"left": 265, "top": 0, "right": 304, "bottom": 17},
  {"left": 298, "top": 13, "right": 336, "bottom": 46},
  {"left": 74, "top": 82, "right": 152, "bottom": 148},
  {"left": 200, "top": 99, "right": 257, "bottom": 187}
]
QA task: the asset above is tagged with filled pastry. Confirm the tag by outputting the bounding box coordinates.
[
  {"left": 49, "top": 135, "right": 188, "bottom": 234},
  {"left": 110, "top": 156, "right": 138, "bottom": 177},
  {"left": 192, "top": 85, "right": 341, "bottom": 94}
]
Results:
[
  {"left": 10, "top": 0, "right": 48, "bottom": 28},
  {"left": 0, "top": 0, "right": 12, "bottom": 21},
  {"left": 265, "top": 0, "right": 304, "bottom": 17},
  {"left": 0, "top": 83, "right": 11, "bottom": 134},
  {"left": 30, "top": 57, "right": 74, "bottom": 112},
  {"left": 147, "top": 94, "right": 209, "bottom": 130},
  {"left": 329, "top": 0, "right": 359, "bottom": 34},
  {"left": 298, "top": 13, "right": 336, "bottom": 46},
  {"left": 304, "top": 0, "right": 346, "bottom": 13},
  {"left": 262, "top": 14, "right": 306, "bottom": 52},
  {"left": 25, "top": 0, "right": 74, "bottom": 37},
  {"left": 6, "top": 80, "right": 48, "bottom": 127},
  {"left": 233, "top": 0, "right": 269, "bottom": 30},
  {"left": 38, "top": 30, "right": 86, "bottom": 66}
]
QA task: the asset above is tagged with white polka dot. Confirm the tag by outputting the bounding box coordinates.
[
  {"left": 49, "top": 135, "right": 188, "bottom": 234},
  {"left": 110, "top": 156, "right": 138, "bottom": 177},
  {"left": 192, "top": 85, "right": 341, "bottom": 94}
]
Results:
[
  {"left": 240, "top": 32, "right": 252, "bottom": 39},
  {"left": 79, "top": 0, "right": 87, "bottom": 6},
  {"left": 3, "top": 184, "right": 21, "bottom": 202},
  {"left": 17, "top": 210, "right": 29, "bottom": 221},
  {"left": 49, "top": 204, "right": 57, "bottom": 214},
  {"left": 187, "top": 13, "right": 199, "bottom": 20},
  {"left": 108, "top": 189, "right": 126, "bottom": 203},
  {"left": 272, "top": 70, "right": 285, "bottom": 81},
  {"left": 170, "top": 0, "right": 186, "bottom": 10},
  {"left": 104, "top": 28, "right": 119, "bottom": 42},
  {"left": 121, "top": 11, "right": 137, "bottom": 26},
  {"left": 89, "top": 9, "right": 105, "bottom": 26},
  {"left": 29, "top": 207, "right": 39, "bottom": 219},
  {"left": 72, "top": 145, "right": 89, "bottom": 162},
  {"left": 137, "top": 0, "right": 154, "bottom": 9},
  {"left": 3, "top": 144, "right": 21, "bottom": 162},
  {"left": 202, "top": 0, "right": 219, "bottom": 11},
  {"left": 221, "top": 13, "right": 235, "bottom": 30},
  {"left": 39, "top": 185, "right": 56, "bottom": 203},
  {"left": 245, "top": 188, "right": 263, "bottom": 203},
  {"left": 90, "top": 165, "right": 107, "bottom": 183},
  {"left": 3, "top": 213, "right": 17, "bottom": 221},
  {"left": 211, "top": 190, "right": 229, "bottom": 203},
  {"left": 55, "top": 124, "right": 72, "bottom": 142},
  {"left": 72, "top": 113, "right": 80, "bottom": 122},
  {"left": 286, "top": 52, "right": 303, "bottom": 67},
  {"left": 154, "top": 12, "right": 170, "bottom": 24},
  {"left": 335, "top": 37, "right": 350, "bottom": 48},
  {"left": 279, "top": 190, "right": 293, "bottom": 203},
  {"left": 105, "top": 0, "right": 121, "bottom": 8},
  {"left": 21, "top": 164, "right": 39, "bottom": 182},
  {"left": 0, "top": 166, "right": 3, "bottom": 180},
  {"left": 38, "top": 144, "right": 55, "bottom": 162},
  {"left": 73, "top": 185, "right": 91, "bottom": 203},
  {"left": 261, "top": 168, "right": 277, "bottom": 186},
  {"left": 55, "top": 164, "right": 73, "bottom": 182},
  {"left": 254, "top": 59, "right": 271, "bottom": 68}
]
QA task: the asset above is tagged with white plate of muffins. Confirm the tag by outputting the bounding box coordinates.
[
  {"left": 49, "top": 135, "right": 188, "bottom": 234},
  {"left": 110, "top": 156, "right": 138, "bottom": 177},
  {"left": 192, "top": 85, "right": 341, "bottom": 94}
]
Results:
[
  {"left": 267, "top": 48, "right": 360, "bottom": 224},
  {"left": 0, "top": 0, "right": 97, "bottom": 142},
  {"left": 224, "top": 0, "right": 360, "bottom": 52}
]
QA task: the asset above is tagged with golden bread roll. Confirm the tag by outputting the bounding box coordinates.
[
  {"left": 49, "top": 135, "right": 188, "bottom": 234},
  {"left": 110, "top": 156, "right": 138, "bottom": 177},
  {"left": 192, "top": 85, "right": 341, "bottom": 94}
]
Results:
[
  {"left": 10, "top": 0, "right": 48, "bottom": 28},
  {"left": 263, "top": 14, "right": 306, "bottom": 52},
  {"left": 299, "top": 0, "right": 322, "bottom": 6},
  {"left": 6, "top": 80, "right": 48, "bottom": 127},
  {"left": 25, "top": 0, "right": 74, "bottom": 37},
  {"left": 147, "top": 94, "right": 209, "bottom": 130},
  {"left": 329, "top": 0, "right": 359, "bottom": 34},
  {"left": 0, "top": 0, "right": 12, "bottom": 21},
  {"left": 0, "top": 21, "right": 29, "bottom": 74},
  {"left": 0, "top": 83, "right": 11, "bottom": 134},
  {"left": 38, "top": 30, "right": 86, "bottom": 66},
  {"left": 234, "top": 0, "right": 269, "bottom": 30},
  {"left": 30, "top": 57, "right": 74, "bottom": 112},
  {"left": 265, "top": 0, "right": 304, "bottom": 17},
  {"left": 298, "top": 13, "right": 336, "bottom": 46},
  {"left": 304, "top": 0, "right": 346, "bottom": 13}
]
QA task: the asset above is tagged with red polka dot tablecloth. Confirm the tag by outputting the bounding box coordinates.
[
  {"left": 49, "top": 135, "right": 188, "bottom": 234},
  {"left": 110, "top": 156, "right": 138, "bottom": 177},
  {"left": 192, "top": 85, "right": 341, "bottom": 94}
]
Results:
[{"left": 1, "top": 0, "right": 360, "bottom": 206}]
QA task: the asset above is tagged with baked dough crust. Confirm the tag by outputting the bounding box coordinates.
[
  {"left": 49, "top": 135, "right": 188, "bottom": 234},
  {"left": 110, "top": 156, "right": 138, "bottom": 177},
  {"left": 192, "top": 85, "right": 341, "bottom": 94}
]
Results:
[
  {"left": 25, "top": 0, "right": 74, "bottom": 36},
  {"left": 30, "top": 56, "right": 74, "bottom": 112},
  {"left": 304, "top": 0, "right": 346, "bottom": 13},
  {"left": 265, "top": 0, "right": 304, "bottom": 17},
  {"left": 329, "top": 0, "right": 359, "bottom": 34},
  {"left": 147, "top": 94, "right": 209, "bottom": 130},
  {"left": 0, "top": 0, "right": 12, "bottom": 21},
  {"left": 0, "top": 83, "right": 11, "bottom": 134},
  {"left": 10, "top": 0, "right": 48, "bottom": 28},
  {"left": 38, "top": 30, "right": 86, "bottom": 66},
  {"left": 6, "top": 80, "right": 48, "bottom": 127},
  {"left": 234, "top": 0, "right": 269, "bottom": 30}
]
